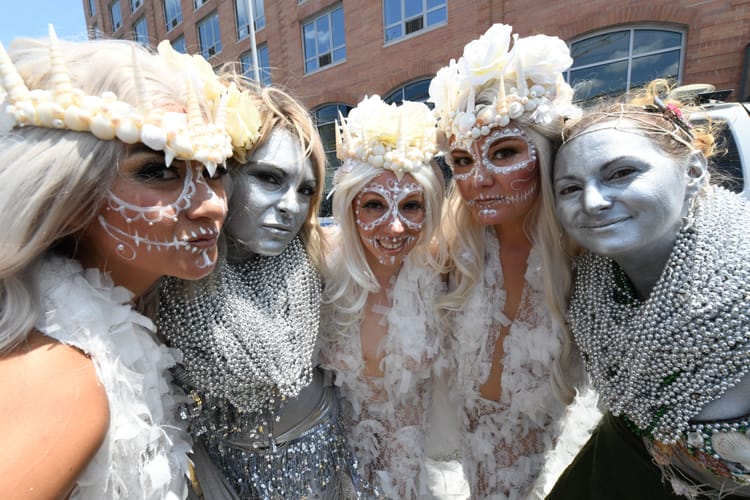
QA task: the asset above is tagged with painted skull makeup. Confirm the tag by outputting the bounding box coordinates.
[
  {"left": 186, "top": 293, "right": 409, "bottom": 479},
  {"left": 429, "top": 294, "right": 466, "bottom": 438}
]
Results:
[
  {"left": 450, "top": 124, "right": 541, "bottom": 225},
  {"left": 99, "top": 162, "right": 226, "bottom": 270},
  {"left": 354, "top": 172, "right": 427, "bottom": 268}
]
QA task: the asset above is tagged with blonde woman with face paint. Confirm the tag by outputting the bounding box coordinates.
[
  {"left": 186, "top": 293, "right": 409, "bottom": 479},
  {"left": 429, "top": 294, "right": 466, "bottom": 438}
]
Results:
[
  {"left": 428, "top": 24, "right": 601, "bottom": 499},
  {"left": 317, "top": 95, "right": 448, "bottom": 498},
  {"left": 0, "top": 28, "right": 260, "bottom": 499},
  {"left": 541, "top": 82, "right": 750, "bottom": 499},
  {"left": 157, "top": 86, "right": 364, "bottom": 499}
]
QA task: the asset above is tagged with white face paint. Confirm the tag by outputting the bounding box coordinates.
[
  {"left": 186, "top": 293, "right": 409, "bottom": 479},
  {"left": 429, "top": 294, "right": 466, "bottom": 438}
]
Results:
[
  {"left": 79, "top": 145, "right": 228, "bottom": 295},
  {"left": 449, "top": 123, "right": 540, "bottom": 226},
  {"left": 354, "top": 172, "right": 426, "bottom": 269},
  {"left": 226, "top": 129, "right": 316, "bottom": 256},
  {"left": 554, "top": 122, "right": 696, "bottom": 275}
]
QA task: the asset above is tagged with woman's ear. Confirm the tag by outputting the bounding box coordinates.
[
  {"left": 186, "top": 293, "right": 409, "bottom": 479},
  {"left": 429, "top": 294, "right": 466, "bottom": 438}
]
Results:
[{"left": 684, "top": 151, "right": 708, "bottom": 199}]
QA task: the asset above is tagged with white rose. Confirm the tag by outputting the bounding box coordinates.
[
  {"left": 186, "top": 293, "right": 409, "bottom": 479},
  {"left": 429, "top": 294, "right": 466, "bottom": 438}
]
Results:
[
  {"left": 428, "top": 60, "right": 460, "bottom": 114},
  {"left": 509, "top": 34, "right": 572, "bottom": 86},
  {"left": 457, "top": 24, "right": 513, "bottom": 87}
]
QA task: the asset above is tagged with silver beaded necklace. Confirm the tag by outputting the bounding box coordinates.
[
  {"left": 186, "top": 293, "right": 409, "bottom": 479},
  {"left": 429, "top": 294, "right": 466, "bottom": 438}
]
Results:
[
  {"left": 568, "top": 187, "right": 750, "bottom": 443},
  {"left": 157, "top": 236, "right": 321, "bottom": 414}
]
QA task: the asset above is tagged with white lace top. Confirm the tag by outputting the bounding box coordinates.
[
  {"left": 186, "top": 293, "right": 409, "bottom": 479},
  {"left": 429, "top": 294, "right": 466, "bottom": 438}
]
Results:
[
  {"left": 32, "top": 255, "right": 192, "bottom": 500},
  {"left": 319, "top": 252, "right": 445, "bottom": 499},
  {"left": 447, "top": 229, "right": 568, "bottom": 499}
]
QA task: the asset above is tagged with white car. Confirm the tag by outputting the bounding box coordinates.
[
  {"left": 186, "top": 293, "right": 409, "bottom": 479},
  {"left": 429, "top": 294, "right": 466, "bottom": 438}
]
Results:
[{"left": 675, "top": 85, "right": 750, "bottom": 199}]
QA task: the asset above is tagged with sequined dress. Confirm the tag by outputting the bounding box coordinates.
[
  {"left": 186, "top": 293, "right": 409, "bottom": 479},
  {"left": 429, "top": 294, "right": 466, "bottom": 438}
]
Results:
[
  {"left": 319, "top": 253, "right": 445, "bottom": 499},
  {"left": 32, "top": 255, "right": 191, "bottom": 499},
  {"left": 446, "top": 229, "right": 569, "bottom": 499}
]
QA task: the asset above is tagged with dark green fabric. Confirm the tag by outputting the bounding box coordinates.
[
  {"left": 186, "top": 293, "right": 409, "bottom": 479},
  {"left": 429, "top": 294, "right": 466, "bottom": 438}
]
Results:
[{"left": 546, "top": 411, "right": 686, "bottom": 500}]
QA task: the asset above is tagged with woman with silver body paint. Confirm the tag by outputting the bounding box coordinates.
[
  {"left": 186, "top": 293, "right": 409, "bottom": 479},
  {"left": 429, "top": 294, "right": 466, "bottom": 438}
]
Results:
[{"left": 157, "top": 86, "right": 362, "bottom": 499}]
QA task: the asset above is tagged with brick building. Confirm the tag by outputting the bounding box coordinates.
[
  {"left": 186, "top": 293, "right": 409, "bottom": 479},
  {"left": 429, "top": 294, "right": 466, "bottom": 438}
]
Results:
[{"left": 82, "top": 0, "right": 750, "bottom": 192}]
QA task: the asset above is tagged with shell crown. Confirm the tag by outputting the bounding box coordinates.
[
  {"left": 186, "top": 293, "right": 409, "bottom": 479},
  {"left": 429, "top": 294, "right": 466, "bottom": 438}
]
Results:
[
  {"left": 334, "top": 95, "right": 437, "bottom": 183},
  {"left": 0, "top": 25, "right": 262, "bottom": 175},
  {"left": 428, "top": 23, "right": 580, "bottom": 150}
]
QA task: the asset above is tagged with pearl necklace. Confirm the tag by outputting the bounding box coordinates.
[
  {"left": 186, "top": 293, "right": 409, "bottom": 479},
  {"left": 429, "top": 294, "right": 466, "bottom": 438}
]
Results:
[{"left": 568, "top": 187, "right": 750, "bottom": 443}]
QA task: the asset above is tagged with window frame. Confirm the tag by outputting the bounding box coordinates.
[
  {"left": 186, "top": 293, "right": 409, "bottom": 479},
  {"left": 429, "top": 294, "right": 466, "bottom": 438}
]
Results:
[
  {"left": 382, "top": 0, "right": 447, "bottom": 46},
  {"left": 302, "top": 4, "right": 346, "bottom": 75},
  {"left": 163, "top": 0, "right": 183, "bottom": 32},
  {"left": 312, "top": 103, "right": 352, "bottom": 198},
  {"left": 194, "top": 0, "right": 208, "bottom": 11},
  {"left": 110, "top": 0, "right": 123, "bottom": 32},
  {"left": 566, "top": 25, "right": 686, "bottom": 102},
  {"left": 88, "top": 0, "right": 96, "bottom": 16},
  {"left": 235, "top": 0, "right": 266, "bottom": 41},
  {"left": 133, "top": 16, "right": 149, "bottom": 45},
  {"left": 383, "top": 77, "right": 432, "bottom": 105},
  {"left": 240, "top": 44, "right": 272, "bottom": 86},
  {"left": 171, "top": 35, "right": 186, "bottom": 53},
  {"left": 129, "top": 0, "right": 143, "bottom": 13},
  {"left": 197, "top": 11, "right": 222, "bottom": 59}
]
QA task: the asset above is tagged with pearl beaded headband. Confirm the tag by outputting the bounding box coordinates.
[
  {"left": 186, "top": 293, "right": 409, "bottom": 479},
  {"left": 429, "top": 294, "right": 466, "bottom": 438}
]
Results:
[{"left": 0, "top": 25, "right": 262, "bottom": 175}]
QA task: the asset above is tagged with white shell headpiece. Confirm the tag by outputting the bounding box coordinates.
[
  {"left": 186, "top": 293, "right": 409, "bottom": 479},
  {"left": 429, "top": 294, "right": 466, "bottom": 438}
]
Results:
[
  {"left": 428, "top": 23, "right": 580, "bottom": 150},
  {"left": 334, "top": 95, "right": 437, "bottom": 183},
  {"left": 0, "top": 25, "right": 262, "bottom": 175}
]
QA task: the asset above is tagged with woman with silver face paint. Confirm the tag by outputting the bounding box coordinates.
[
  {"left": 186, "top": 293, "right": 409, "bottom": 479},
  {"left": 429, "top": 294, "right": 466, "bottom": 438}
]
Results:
[
  {"left": 542, "top": 81, "right": 750, "bottom": 499},
  {"left": 317, "top": 95, "right": 450, "bottom": 498},
  {"left": 157, "top": 86, "right": 362, "bottom": 499},
  {"left": 0, "top": 30, "right": 255, "bottom": 498},
  {"left": 428, "top": 24, "right": 601, "bottom": 499}
]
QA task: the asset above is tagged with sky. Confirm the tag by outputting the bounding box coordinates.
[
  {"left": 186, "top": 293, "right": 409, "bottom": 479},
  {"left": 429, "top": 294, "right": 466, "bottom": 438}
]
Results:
[{"left": 1, "top": 1, "right": 87, "bottom": 47}]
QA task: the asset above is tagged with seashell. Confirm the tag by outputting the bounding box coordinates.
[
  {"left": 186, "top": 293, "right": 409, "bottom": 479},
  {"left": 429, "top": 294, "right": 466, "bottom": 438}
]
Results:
[
  {"left": 370, "top": 155, "right": 384, "bottom": 167},
  {"left": 90, "top": 114, "right": 116, "bottom": 140},
  {"left": 0, "top": 95, "right": 16, "bottom": 132},
  {"left": 507, "top": 101, "right": 524, "bottom": 119},
  {"left": 63, "top": 105, "right": 90, "bottom": 131},
  {"left": 80, "top": 95, "right": 103, "bottom": 113},
  {"left": 711, "top": 432, "right": 750, "bottom": 468},
  {"left": 471, "top": 127, "right": 481, "bottom": 139},
  {"left": 169, "top": 132, "right": 194, "bottom": 157},
  {"left": 372, "top": 144, "right": 386, "bottom": 156},
  {"left": 0, "top": 42, "right": 30, "bottom": 103},
  {"left": 529, "top": 84, "right": 545, "bottom": 98},
  {"left": 35, "top": 101, "right": 64, "bottom": 127},
  {"left": 457, "top": 112, "right": 476, "bottom": 135},
  {"left": 213, "top": 92, "right": 227, "bottom": 129},
  {"left": 497, "top": 114, "right": 510, "bottom": 127},
  {"left": 525, "top": 99, "right": 538, "bottom": 111},
  {"left": 130, "top": 46, "right": 152, "bottom": 113},
  {"left": 141, "top": 123, "right": 167, "bottom": 150},
  {"left": 47, "top": 25, "right": 74, "bottom": 107},
  {"left": 477, "top": 107, "right": 494, "bottom": 125},
  {"left": 115, "top": 118, "right": 141, "bottom": 144}
]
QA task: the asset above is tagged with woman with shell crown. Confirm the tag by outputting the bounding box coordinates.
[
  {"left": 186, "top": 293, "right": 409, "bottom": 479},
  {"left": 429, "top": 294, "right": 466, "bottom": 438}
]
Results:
[
  {"left": 0, "top": 27, "right": 260, "bottom": 499},
  {"left": 317, "top": 95, "right": 450, "bottom": 498},
  {"left": 428, "top": 23, "right": 601, "bottom": 499},
  {"left": 156, "top": 84, "right": 362, "bottom": 499},
  {"left": 542, "top": 80, "right": 750, "bottom": 499}
]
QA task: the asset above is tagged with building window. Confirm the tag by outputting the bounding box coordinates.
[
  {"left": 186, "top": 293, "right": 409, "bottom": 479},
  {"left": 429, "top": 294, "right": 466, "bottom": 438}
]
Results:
[
  {"left": 171, "top": 35, "right": 186, "bottom": 53},
  {"left": 194, "top": 0, "right": 208, "bottom": 10},
  {"left": 236, "top": 0, "right": 265, "bottom": 40},
  {"left": 240, "top": 45, "right": 271, "bottom": 86},
  {"left": 567, "top": 27, "right": 684, "bottom": 102},
  {"left": 384, "top": 78, "right": 432, "bottom": 105},
  {"left": 133, "top": 17, "right": 149, "bottom": 45},
  {"left": 90, "top": 24, "right": 102, "bottom": 39},
  {"left": 130, "top": 0, "right": 143, "bottom": 13},
  {"left": 197, "top": 12, "right": 222, "bottom": 58},
  {"left": 164, "top": 0, "right": 182, "bottom": 32},
  {"left": 110, "top": 0, "right": 123, "bottom": 32},
  {"left": 383, "top": 0, "right": 447, "bottom": 44},
  {"left": 313, "top": 103, "right": 352, "bottom": 193},
  {"left": 88, "top": 0, "right": 96, "bottom": 16},
  {"left": 303, "top": 5, "right": 346, "bottom": 73}
]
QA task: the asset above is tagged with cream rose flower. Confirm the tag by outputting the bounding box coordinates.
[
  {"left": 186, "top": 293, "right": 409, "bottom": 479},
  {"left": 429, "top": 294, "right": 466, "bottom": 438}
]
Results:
[
  {"left": 222, "top": 82, "right": 261, "bottom": 162},
  {"left": 508, "top": 34, "right": 573, "bottom": 86},
  {"left": 457, "top": 23, "right": 513, "bottom": 88},
  {"left": 428, "top": 59, "right": 461, "bottom": 117},
  {"left": 156, "top": 40, "right": 225, "bottom": 101}
]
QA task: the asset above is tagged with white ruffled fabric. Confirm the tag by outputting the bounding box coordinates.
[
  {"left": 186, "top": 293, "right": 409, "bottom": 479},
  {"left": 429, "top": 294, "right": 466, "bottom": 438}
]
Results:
[
  {"left": 32, "top": 255, "right": 192, "bottom": 500},
  {"left": 320, "top": 253, "right": 445, "bottom": 498},
  {"left": 445, "top": 229, "right": 575, "bottom": 499}
]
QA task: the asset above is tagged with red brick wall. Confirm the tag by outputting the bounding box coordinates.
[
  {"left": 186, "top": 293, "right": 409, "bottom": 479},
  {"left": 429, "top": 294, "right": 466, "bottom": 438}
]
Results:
[{"left": 83, "top": 0, "right": 750, "bottom": 108}]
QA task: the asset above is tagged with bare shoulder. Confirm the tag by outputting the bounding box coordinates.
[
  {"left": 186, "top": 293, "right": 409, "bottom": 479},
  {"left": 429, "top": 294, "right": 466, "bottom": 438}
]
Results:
[{"left": 0, "top": 330, "right": 109, "bottom": 498}]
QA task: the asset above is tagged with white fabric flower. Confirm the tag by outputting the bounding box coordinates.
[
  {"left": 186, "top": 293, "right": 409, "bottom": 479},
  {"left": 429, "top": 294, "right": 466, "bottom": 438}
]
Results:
[
  {"left": 457, "top": 24, "right": 513, "bottom": 88},
  {"left": 508, "top": 34, "right": 573, "bottom": 86}
]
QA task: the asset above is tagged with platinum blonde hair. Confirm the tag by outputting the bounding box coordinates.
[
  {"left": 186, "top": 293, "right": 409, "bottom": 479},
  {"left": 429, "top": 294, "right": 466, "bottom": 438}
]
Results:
[
  {"left": 0, "top": 36, "right": 219, "bottom": 353},
  {"left": 438, "top": 85, "right": 583, "bottom": 403},
  {"left": 323, "top": 159, "right": 445, "bottom": 334}
]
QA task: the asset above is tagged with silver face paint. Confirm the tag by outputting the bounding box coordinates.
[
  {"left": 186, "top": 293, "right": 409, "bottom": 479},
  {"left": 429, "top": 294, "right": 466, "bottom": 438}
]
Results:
[
  {"left": 100, "top": 162, "right": 224, "bottom": 268},
  {"left": 554, "top": 124, "right": 692, "bottom": 274},
  {"left": 227, "top": 129, "right": 316, "bottom": 256}
]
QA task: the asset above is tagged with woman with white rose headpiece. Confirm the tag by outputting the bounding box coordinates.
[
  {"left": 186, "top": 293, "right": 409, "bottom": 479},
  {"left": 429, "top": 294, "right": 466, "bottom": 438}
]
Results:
[
  {"left": 318, "top": 95, "right": 450, "bottom": 498},
  {"left": 428, "top": 24, "right": 601, "bottom": 499}
]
